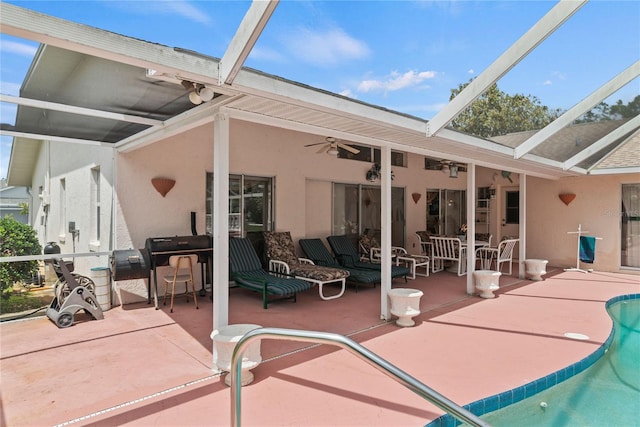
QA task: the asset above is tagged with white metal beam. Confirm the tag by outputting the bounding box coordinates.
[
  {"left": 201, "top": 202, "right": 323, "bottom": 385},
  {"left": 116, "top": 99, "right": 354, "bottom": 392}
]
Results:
[
  {"left": 0, "top": 2, "right": 220, "bottom": 85},
  {"left": 114, "top": 100, "right": 228, "bottom": 152},
  {"left": 514, "top": 61, "right": 640, "bottom": 159},
  {"left": 219, "top": 0, "right": 279, "bottom": 85},
  {"left": 564, "top": 116, "right": 640, "bottom": 170},
  {"left": 0, "top": 129, "right": 108, "bottom": 146},
  {"left": 0, "top": 94, "right": 163, "bottom": 127},
  {"left": 426, "top": 0, "right": 586, "bottom": 137}
]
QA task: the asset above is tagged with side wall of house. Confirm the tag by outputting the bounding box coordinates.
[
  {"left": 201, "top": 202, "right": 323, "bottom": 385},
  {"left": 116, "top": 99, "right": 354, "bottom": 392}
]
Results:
[
  {"left": 527, "top": 173, "right": 640, "bottom": 273},
  {"left": 29, "top": 141, "right": 115, "bottom": 272}
]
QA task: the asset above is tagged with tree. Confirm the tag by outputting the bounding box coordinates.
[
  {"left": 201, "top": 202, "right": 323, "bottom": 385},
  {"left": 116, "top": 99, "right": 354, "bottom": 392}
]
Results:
[
  {"left": 0, "top": 216, "right": 42, "bottom": 293},
  {"left": 609, "top": 95, "right": 640, "bottom": 119},
  {"left": 449, "top": 80, "right": 561, "bottom": 138}
]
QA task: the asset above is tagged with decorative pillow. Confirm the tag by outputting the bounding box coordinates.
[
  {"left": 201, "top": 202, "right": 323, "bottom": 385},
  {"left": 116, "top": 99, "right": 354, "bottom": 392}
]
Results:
[{"left": 263, "top": 231, "right": 299, "bottom": 266}]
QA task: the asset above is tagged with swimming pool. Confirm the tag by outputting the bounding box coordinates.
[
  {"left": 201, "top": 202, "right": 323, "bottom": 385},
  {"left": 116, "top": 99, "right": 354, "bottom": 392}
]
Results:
[{"left": 428, "top": 294, "right": 640, "bottom": 427}]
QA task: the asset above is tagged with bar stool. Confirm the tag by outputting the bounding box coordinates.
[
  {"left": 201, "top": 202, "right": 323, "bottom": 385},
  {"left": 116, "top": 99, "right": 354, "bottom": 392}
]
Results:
[{"left": 163, "top": 254, "right": 199, "bottom": 312}]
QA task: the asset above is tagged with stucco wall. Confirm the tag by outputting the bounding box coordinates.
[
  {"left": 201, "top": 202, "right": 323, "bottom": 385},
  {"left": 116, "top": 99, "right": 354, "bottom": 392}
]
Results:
[
  {"left": 112, "top": 119, "right": 639, "bottom": 303},
  {"left": 526, "top": 174, "right": 640, "bottom": 273}
]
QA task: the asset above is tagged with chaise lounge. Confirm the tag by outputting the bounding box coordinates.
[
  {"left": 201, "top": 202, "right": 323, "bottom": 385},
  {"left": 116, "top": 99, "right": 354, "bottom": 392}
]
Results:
[
  {"left": 327, "top": 234, "right": 410, "bottom": 281},
  {"left": 263, "top": 231, "right": 348, "bottom": 300},
  {"left": 229, "top": 237, "right": 313, "bottom": 309},
  {"left": 298, "top": 238, "right": 382, "bottom": 291}
]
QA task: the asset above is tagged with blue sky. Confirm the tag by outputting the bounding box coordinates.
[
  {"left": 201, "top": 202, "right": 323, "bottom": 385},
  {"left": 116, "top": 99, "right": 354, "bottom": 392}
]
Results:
[{"left": 1, "top": 0, "right": 639, "bottom": 180}]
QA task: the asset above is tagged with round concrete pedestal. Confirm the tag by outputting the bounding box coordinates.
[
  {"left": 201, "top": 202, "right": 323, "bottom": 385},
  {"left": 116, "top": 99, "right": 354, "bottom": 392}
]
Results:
[
  {"left": 524, "top": 259, "right": 548, "bottom": 281},
  {"left": 473, "top": 270, "right": 501, "bottom": 298},
  {"left": 212, "top": 324, "right": 262, "bottom": 386},
  {"left": 388, "top": 288, "right": 423, "bottom": 327}
]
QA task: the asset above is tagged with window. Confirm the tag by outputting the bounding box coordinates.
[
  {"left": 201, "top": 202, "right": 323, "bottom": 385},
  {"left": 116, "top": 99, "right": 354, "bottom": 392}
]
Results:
[
  {"left": 505, "top": 191, "right": 519, "bottom": 224},
  {"left": 621, "top": 183, "right": 640, "bottom": 268},
  {"left": 338, "top": 144, "right": 406, "bottom": 167},
  {"left": 332, "top": 183, "right": 405, "bottom": 247},
  {"left": 206, "top": 173, "right": 274, "bottom": 237}
]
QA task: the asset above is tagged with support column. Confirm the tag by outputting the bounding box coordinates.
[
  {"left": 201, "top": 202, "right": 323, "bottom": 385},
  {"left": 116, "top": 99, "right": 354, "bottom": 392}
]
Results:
[
  {"left": 380, "top": 146, "right": 392, "bottom": 320},
  {"left": 213, "top": 111, "right": 230, "bottom": 345}
]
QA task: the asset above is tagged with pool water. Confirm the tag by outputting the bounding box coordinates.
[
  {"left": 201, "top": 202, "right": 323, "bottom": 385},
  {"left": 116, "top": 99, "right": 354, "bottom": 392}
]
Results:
[{"left": 478, "top": 298, "right": 640, "bottom": 427}]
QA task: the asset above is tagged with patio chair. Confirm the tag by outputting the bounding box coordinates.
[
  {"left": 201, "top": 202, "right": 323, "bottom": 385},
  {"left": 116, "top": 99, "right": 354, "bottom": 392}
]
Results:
[
  {"left": 263, "top": 231, "right": 348, "bottom": 300},
  {"left": 229, "top": 237, "right": 313, "bottom": 309},
  {"left": 415, "top": 231, "right": 433, "bottom": 258},
  {"left": 298, "top": 238, "right": 382, "bottom": 291},
  {"left": 475, "top": 238, "right": 519, "bottom": 275},
  {"left": 326, "top": 234, "right": 410, "bottom": 281},
  {"left": 162, "top": 254, "right": 199, "bottom": 313},
  {"left": 369, "top": 245, "right": 430, "bottom": 280},
  {"left": 430, "top": 236, "right": 467, "bottom": 276}
]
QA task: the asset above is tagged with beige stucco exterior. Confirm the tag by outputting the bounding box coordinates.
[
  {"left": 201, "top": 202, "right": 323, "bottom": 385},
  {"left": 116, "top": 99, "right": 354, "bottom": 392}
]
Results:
[{"left": 27, "top": 119, "right": 639, "bottom": 305}]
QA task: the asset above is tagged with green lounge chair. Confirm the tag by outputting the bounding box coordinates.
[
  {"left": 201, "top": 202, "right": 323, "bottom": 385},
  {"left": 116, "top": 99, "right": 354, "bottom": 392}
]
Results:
[
  {"left": 327, "top": 234, "right": 410, "bottom": 281},
  {"left": 298, "top": 238, "right": 382, "bottom": 291},
  {"left": 229, "top": 237, "right": 313, "bottom": 309}
]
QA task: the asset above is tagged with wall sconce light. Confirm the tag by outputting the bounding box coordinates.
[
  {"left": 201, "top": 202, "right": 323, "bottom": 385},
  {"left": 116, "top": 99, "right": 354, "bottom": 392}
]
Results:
[
  {"left": 151, "top": 177, "right": 176, "bottom": 197},
  {"left": 559, "top": 193, "right": 576, "bottom": 206},
  {"left": 449, "top": 163, "right": 459, "bottom": 178},
  {"left": 412, "top": 192, "right": 421, "bottom": 204}
]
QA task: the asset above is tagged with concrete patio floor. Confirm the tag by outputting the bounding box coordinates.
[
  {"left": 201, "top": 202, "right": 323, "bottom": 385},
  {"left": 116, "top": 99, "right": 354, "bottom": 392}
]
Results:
[{"left": 1, "top": 265, "right": 638, "bottom": 426}]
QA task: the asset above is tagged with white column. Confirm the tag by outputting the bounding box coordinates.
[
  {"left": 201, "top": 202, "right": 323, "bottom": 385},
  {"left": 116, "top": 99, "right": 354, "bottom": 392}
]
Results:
[
  {"left": 213, "top": 111, "right": 230, "bottom": 346},
  {"left": 466, "top": 163, "right": 476, "bottom": 294},
  {"left": 519, "top": 173, "right": 527, "bottom": 279},
  {"left": 380, "top": 146, "right": 392, "bottom": 320}
]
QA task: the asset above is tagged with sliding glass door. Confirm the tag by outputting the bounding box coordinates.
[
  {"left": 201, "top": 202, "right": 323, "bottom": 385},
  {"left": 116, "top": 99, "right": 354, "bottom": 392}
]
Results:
[
  {"left": 333, "top": 183, "right": 405, "bottom": 247},
  {"left": 426, "top": 189, "right": 466, "bottom": 236},
  {"left": 621, "top": 183, "right": 640, "bottom": 268}
]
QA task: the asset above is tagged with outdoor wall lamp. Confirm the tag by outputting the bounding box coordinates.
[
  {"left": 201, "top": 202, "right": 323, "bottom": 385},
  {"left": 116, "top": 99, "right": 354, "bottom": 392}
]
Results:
[
  {"left": 181, "top": 80, "right": 215, "bottom": 105},
  {"left": 449, "top": 163, "right": 459, "bottom": 178}
]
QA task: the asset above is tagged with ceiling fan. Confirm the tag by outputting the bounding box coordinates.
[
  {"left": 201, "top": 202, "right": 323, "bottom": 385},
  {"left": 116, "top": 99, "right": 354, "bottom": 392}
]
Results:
[{"left": 305, "top": 137, "right": 360, "bottom": 156}]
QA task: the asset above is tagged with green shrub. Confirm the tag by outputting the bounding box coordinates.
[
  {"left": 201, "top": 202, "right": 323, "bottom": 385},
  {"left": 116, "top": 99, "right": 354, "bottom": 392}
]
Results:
[{"left": 0, "top": 216, "right": 42, "bottom": 294}]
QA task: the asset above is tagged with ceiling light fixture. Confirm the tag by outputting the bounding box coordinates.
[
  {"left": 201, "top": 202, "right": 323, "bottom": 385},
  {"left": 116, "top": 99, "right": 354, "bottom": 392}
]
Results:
[{"left": 327, "top": 146, "right": 339, "bottom": 156}]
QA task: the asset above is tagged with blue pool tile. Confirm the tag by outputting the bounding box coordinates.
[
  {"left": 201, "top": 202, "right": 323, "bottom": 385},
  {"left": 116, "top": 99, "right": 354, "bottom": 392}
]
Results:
[
  {"left": 512, "top": 386, "right": 525, "bottom": 403},
  {"left": 535, "top": 377, "right": 547, "bottom": 393},
  {"left": 468, "top": 400, "right": 484, "bottom": 416},
  {"left": 524, "top": 381, "right": 537, "bottom": 398},
  {"left": 557, "top": 368, "right": 566, "bottom": 382},
  {"left": 484, "top": 396, "right": 499, "bottom": 413},
  {"left": 498, "top": 391, "right": 513, "bottom": 408}
]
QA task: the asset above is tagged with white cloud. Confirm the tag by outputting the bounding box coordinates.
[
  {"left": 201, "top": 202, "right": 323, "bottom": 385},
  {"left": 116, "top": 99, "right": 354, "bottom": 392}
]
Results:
[
  {"left": 248, "top": 46, "right": 285, "bottom": 63},
  {"left": 468, "top": 68, "right": 475, "bottom": 74},
  {"left": 357, "top": 70, "right": 437, "bottom": 93},
  {"left": 543, "top": 80, "right": 552, "bottom": 86},
  {"left": 284, "top": 27, "right": 370, "bottom": 66},
  {"left": 0, "top": 40, "right": 38, "bottom": 57},
  {"left": 0, "top": 81, "right": 22, "bottom": 97},
  {"left": 552, "top": 71, "right": 567, "bottom": 80},
  {"left": 164, "top": 1, "right": 211, "bottom": 25},
  {"left": 104, "top": 0, "right": 212, "bottom": 25},
  {"left": 339, "top": 89, "right": 355, "bottom": 98}
]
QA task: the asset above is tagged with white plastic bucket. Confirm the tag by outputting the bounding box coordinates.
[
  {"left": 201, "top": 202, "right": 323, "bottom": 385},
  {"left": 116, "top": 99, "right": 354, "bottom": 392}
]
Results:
[{"left": 91, "top": 267, "right": 111, "bottom": 311}]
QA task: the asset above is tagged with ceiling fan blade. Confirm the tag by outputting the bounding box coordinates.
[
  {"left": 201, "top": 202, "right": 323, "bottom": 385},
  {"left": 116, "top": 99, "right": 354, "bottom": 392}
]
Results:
[
  {"left": 304, "top": 142, "right": 325, "bottom": 147},
  {"left": 317, "top": 144, "right": 329, "bottom": 154},
  {"left": 338, "top": 143, "right": 360, "bottom": 154}
]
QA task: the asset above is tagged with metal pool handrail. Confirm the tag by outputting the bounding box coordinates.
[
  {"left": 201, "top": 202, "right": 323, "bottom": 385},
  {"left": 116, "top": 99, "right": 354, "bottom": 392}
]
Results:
[{"left": 230, "top": 327, "right": 490, "bottom": 427}]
